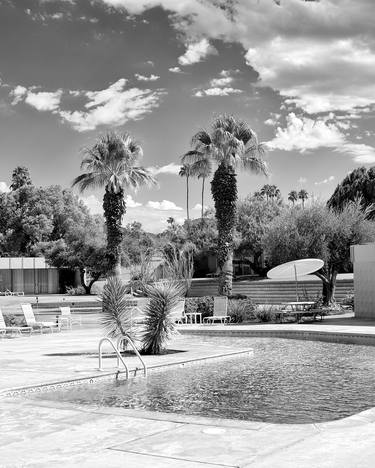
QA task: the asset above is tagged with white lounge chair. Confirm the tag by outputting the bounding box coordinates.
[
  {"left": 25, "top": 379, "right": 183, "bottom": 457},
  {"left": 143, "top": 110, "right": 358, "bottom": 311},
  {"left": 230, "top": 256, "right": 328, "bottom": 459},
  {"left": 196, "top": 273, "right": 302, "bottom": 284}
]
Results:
[
  {"left": 203, "top": 296, "right": 230, "bottom": 324},
  {"left": 0, "top": 308, "right": 32, "bottom": 336},
  {"left": 21, "top": 303, "right": 60, "bottom": 334},
  {"left": 5, "top": 289, "right": 24, "bottom": 296},
  {"left": 170, "top": 299, "right": 187, "bottom": 324},
  {"left": 59, "top": 306, "right": 82, "bottom": 329}
]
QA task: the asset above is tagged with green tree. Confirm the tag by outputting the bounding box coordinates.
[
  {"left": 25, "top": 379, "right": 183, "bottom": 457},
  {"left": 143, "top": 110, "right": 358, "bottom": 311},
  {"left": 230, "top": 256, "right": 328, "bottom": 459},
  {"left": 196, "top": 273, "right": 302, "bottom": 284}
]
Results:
[
  {"left": 298, "top": 189, "right": 308, "bottom": 208},
  {"left": 72, "top": 132, "right": 155, "bottom": 276},
  {"left": 121, "top": 222, "right": 155, "bottom": 265},
  {"left": 260, "top": 184, "right": 281, "bottom": 201},
  {"left": 179, "top": 163, "right": 193, "bottom": 222},
  {"left": 288, "top": 190, "right": 298, "bottom": 205},
  {"left": 236, "top": 195, "right": 282, "bottom": 275},
  {"left": 328, "top": 167, "right": 375, "bottom": 217},
  {"left": 263, "top": 201, "right": 375, "bottom": 305},
  {"left": 183, "top": 114, "right": 267, "bottom": 296},
  {"left": 35, "top": 215, "right": 108, "bottom": 294},
  {"left": 10, "top": 166, "right": 32, "bottom": 191}
]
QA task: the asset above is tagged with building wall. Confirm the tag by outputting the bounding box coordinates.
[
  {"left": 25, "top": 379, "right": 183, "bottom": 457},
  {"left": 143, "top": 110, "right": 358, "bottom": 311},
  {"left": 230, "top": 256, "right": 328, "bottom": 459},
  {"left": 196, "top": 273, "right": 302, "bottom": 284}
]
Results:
[{"left": 352, "top": 244, "right": 375, "bottom": 319}]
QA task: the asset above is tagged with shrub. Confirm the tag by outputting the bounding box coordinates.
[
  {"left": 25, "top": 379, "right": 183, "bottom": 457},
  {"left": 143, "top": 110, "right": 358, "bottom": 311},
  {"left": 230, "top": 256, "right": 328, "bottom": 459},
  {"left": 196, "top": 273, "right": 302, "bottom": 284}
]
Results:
[
  {"left": 66, "top": 285, "right": 86, "bottom": 295},
  {"left": 228, "top": 298, "right": 256, "bottom": 323},
  {"left": 3, "top": 313, "right": 26, "bottom": 327},
  {"left": 342, "top": 291, "right": 354, "bottom": 309},
  {"left": 253, "top": 305, "right": 279, "bottom": 322},
  {"left": 100, "top": 276, "right": 133, "bottom": 339},
  {"left": 142, "top": 281, "right": 186, "bottom": 355},
  {"left": 185, "top": 296, "right": 214, "bottom": 321}
]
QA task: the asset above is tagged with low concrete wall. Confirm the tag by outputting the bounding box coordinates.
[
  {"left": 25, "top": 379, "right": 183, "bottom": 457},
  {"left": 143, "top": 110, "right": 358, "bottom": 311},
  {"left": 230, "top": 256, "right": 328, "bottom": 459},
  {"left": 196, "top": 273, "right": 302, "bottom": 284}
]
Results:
[{"left": 353, "top": 244, "right": 375, "bottom": 319}]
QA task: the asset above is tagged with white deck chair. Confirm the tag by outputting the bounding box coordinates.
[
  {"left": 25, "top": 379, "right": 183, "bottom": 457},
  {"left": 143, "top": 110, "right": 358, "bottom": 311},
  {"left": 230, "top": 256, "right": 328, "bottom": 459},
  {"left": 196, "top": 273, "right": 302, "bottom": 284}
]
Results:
[
  {"left": 21, "top": 303, "right": 59, "bottom": 334},
  {"left": 170, "top": 299, "right": 187, "bottom": 324},
  {"left": 203, "top": 296, "right": 230, "bottom": 324},
  {"left": 59, "top": 306, "right": 82, "bottom": 329},
  {"left": 0, "top": 308, "right": 32, "bottom": 336}
]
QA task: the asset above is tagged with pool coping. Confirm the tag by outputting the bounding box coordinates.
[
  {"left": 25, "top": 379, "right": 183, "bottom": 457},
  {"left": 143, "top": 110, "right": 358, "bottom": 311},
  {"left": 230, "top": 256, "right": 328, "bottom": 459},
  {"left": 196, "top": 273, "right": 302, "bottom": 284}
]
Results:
[
  {"left": 0, "top": 347, "right": 253, "bottom": 398},
  {"left": 179, "top": 326, "right": 375, "bottom": 346}
]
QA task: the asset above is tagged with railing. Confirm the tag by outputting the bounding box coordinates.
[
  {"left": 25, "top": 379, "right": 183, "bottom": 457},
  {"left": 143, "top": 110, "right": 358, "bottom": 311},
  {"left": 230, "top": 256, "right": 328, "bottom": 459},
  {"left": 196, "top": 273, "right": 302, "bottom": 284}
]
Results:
[
  {"left": 98, "top": 334, "right": 147, "bottom": 378},
  {"left": 117, "top": 335, "right": 147, "bottom": 377},
  {"left": 98, "top": 337, "right": 129, "bottom": 378}
]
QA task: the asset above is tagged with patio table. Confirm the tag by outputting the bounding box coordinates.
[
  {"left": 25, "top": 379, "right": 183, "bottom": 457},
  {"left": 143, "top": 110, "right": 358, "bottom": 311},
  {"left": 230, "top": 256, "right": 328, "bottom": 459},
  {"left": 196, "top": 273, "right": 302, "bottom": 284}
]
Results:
[{"left": 279, "top": 301, "right": 315, "bottom": 323}]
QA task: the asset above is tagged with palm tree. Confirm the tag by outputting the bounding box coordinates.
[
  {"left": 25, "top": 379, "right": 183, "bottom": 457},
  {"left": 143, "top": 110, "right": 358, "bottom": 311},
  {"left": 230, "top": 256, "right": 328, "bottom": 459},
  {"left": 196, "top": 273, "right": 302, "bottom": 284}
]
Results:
[
  {"left": 298, "top": 189, "right": 309, "bottom": 208},
  {"left": 288, "top": 190, "right": 298, "bottom": 205},
  {"left": 260, "top": 184, "right": 280, "bottom": 201},
  {"left": 183, "top": 114, "right": 267, "bottom": 296},
  {"left": 183, "top": 152, "right": 212, "bottom": 223},
  {"left": 72, "top": 131, "right": 155, "bottom": 276},
  {"left": 179, "top": 163, "right": 193, "bottom": 221}
]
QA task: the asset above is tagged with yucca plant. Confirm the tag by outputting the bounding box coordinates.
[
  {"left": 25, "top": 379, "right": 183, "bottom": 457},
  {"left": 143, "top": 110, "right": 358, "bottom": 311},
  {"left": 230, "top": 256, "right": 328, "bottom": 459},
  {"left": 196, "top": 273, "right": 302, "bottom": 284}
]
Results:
[
  {"left": 100, "top": 276, "right": 133, "bottom": 339},
  {"left": 141, "top": 281, "right": 185, "bottom": 355}
]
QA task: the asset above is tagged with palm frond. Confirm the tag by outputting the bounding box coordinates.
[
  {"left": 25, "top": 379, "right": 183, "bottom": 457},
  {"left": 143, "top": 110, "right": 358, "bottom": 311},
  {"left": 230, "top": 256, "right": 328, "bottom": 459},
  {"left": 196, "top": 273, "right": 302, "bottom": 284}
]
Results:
[
  {"left": 100, "top": 276, "right": 133, "bottom": 339},
  {"left": 141, "top": 281, "right": 186, "bottom": 355}
]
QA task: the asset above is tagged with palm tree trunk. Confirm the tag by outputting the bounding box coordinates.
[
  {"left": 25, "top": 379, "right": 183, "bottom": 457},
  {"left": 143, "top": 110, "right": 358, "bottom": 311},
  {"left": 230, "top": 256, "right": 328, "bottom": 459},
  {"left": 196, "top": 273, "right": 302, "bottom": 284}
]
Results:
[
  {"left": 201, "top": 177, "right": 205, "bottom": 223},
  {"left": 103, "top": 187, "right": 126, "bottom": 277},
  {"left": 186, "top": 175, "right": 190, "bottom": 221},
  {"left": 211, "top": 163, "right": 237, "bottom": 296}
]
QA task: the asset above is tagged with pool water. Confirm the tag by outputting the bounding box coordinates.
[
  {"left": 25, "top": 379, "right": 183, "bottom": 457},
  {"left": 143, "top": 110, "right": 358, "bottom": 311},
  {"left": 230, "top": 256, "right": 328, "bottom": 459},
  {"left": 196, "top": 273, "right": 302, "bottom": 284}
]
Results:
[{"left": 33, "top": 337, "right": 375, "bottom": 424}]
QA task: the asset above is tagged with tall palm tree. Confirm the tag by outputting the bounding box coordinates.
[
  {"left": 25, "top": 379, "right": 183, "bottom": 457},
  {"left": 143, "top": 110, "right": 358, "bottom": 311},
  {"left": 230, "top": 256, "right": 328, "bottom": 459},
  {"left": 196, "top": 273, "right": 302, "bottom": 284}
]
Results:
[
  {"left": 179, "top": 163, "right": 193, "bottom": 221},
  {"left": 288, "top": 190, "right": 298, "bottom": 205},
  {"left": 298, "top": 189, "right": 309, "bottom": 208},
  {"left": 183, "top": 152, "right": 212, "bottom": 223},
  {"left": 72, "top": 131, "right": 155, "bottom": 276},
  {"left": 260, "top": 184, "right": 280, "bottom": 201},
  {"left": 183, "top": 114, "right": 267, "bottom": 296}
]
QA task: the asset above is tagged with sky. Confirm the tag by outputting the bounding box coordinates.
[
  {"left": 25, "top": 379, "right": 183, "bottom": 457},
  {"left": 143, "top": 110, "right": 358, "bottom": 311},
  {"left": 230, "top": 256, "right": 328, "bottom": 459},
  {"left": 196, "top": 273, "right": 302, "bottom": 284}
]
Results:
[{"left": 0, "top": 0, "right": 375, "bottom": 232}]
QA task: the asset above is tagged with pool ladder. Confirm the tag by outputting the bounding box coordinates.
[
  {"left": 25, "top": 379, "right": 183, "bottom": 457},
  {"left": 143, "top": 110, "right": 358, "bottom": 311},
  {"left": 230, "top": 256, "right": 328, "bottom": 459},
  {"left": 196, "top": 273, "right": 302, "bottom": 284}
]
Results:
[{"left": 98, "top": 335, "right": 147, "bottom": 378}]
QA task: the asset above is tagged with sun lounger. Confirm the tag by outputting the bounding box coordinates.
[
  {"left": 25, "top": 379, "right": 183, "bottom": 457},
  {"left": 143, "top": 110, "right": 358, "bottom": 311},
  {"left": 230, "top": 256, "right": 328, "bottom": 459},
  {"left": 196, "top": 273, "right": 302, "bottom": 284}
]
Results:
[
  {"left": 203, "top": 296, "right": 230, "bottom": 324},
  {"left": 58, "top": 306, "right": 82, "bottom": 329},
  {"left": 170, "top": 299, "right": 187, "bottom": 324},
  {"left": 21, "top": 303, "right": 60, "bottom": 334},
  {"left": 5, "top": 289, "right": 24, "bottom": 296},
  {"left": 0, "top": 308, "right": 32, "bottom": 336}
]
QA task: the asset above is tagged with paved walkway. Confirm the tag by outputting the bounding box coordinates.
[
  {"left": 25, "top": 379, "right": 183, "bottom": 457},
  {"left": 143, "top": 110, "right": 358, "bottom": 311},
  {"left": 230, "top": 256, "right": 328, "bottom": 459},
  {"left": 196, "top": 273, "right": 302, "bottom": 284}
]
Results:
[{"left": 1, "top": 321, "right": 375, "bottom": 467}]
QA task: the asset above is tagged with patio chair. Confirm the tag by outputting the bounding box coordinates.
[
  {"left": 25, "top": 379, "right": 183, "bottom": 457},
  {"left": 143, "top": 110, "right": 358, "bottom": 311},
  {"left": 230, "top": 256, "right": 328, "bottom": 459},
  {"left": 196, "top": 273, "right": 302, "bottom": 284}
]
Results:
[
  {"left": 58, "top": 306, "right": 82, "bottom": 329},
  {"left": 0, "top": 308, "right": 32, "bottom": 336},
  {"left": 170, "top": 299, "right": 187, "bottom": 325},
  {"left": 203, "top": 296, "right": 230, "bottom": 324},
  {"left": 5, "top": 289, "right": 24, "bottom": 296},
  {"left": 21, "top": 303, "right": 60, "bottom": 334}
]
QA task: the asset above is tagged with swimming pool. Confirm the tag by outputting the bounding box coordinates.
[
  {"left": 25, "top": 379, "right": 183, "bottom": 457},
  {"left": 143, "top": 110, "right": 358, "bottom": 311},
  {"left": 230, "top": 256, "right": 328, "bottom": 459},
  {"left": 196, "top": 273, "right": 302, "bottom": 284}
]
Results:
[{"left": 32, "top": 336, "right": 375, "bottom": 424}]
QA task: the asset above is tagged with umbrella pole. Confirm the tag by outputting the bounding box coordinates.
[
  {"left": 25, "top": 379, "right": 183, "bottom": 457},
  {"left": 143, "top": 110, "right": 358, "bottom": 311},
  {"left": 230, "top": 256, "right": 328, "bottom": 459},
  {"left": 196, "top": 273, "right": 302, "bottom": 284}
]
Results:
[{"left": 294, "top": 264, "right": 299, "bottom": 301}]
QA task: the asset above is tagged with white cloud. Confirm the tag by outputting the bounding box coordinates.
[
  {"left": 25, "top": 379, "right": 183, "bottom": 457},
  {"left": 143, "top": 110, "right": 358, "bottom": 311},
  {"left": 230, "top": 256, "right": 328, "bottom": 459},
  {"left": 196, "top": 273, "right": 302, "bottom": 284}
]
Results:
[
  {"left": 80, "top": 195, "right": 103, "bottom": 215},
  {"left": 245, "top": 37, "right": 375, "bottom": 114},
  {"left": 192, "top": 203, "right": 208, "bottom": 211},
  {"left": 125, "top": 194, "right": 142, "bottom": 208},
  {"left": 11, "top": 85, "right": 27, "bottom": 105},
  {"left": 195, "top": 87, "right": 242, "bottom": 97},
  {"left": 25, "top": 90, "right": 63, "bottom": 111},
  {"left": 267, "top": 112, "right": 375, "bottom": 163},
  {"left": 59, "top": 79, "right": 164, "bottom": 131},
  {"left": 209, "top": 76, "right": 233, "bottom": 87},
  {"left": 169, "top": 66, "right": 182, "bottom": 73},
  {"left": 298, "top": 177, "right": 307, "bottom": 185},
  {"left": 102, "top": 1, "right": 375, "bottom": 116},
  {"left": 0, "top": 182, "right": 10, "bottom": 193},
  {"left": 264, "top": 113, "right": 281, "bottom": 126},
  {"left": 11, "top": 86, "right": 62, "bottom": 111},
  {"left": 315, "top": 176, "right": 335, "bottom": 186},
  {"left": 178, "top": 38, "right": 217, "bottom": 66},
  {"left": 147, "top": 163, "right": 181, "bottom": 176},
  {"left": 146, "top": 200, "right": 183, "bottom": 211},
  {"left": 337, "top": 143, "right": 375, "bottom": 164},
  {"left": 267, "top": 113, "right": 345, "bottom": 152},
  {"left": 134, "top": 73, "right": 160, "bottom": 82}
]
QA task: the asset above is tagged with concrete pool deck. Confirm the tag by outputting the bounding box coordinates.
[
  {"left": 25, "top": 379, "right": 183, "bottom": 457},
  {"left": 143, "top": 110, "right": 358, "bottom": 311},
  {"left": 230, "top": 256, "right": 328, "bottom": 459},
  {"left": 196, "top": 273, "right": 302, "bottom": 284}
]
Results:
[{"left": 1, "top": 320, "right": 375, "bottom": 467}]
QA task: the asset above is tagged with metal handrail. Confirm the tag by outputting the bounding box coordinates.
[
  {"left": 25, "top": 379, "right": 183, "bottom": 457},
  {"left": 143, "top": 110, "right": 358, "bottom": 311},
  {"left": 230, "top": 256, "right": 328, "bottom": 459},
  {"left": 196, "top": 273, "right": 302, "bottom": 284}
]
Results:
[
  {"left": 117, "top": 334, "right": 147, "bottom": 377},
  {"left": 98, "top": 337, "right": 129, "bottom": 378}
]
